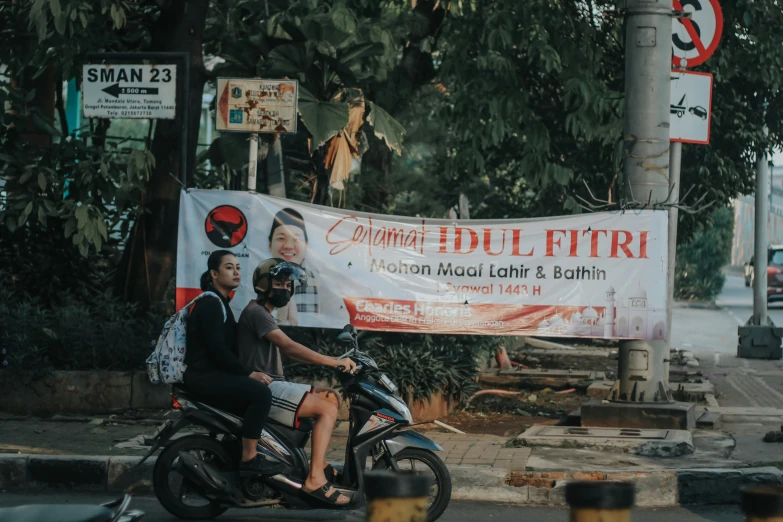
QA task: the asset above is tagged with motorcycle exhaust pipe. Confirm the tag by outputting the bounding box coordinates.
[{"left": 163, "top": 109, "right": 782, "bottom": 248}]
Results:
[
  {"left": 263, "top": 473, "right": 303, "bottom": 496},
  {"left": 176, "top": 451, "right": 244, "bottom": 505}
]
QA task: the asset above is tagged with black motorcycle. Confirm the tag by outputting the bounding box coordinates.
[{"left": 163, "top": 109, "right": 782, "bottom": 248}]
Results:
[
  {"left": 0, "top": 495, "right": 144, "bottom": 522},
  {"left": 141, "top": 325, "right": 452, "bottom": 522}
]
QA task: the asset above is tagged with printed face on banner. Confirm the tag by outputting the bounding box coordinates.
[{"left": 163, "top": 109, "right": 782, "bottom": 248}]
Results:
[
  {"left": 270, "top": 224, "right": 307, "bottom": 265},
  {"left": 177, "top": 191, "right": 669, "bottom": 340}
]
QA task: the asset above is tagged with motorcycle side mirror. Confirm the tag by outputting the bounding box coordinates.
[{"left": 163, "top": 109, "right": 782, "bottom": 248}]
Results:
[
  {"left": 337, "top": 332, "right": 354, "bottom": 343},
  {"left": 342, "top": 324, "right": 358, "bottom": 335}
]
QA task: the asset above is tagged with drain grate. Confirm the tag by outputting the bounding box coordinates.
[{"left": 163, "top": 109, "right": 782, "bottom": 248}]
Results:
[{"left": 538, "top": 426, "right": 669, "bottom": 440}]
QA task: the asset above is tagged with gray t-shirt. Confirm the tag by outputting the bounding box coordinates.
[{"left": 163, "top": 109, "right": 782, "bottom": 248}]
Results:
[{"left": 237, "top": 300, "right": 285, "bottom": 379}]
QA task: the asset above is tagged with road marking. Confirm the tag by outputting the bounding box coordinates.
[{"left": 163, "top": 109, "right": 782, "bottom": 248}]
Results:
[{"left": 726, "top": 309, "right": 745, "bottom": 326}]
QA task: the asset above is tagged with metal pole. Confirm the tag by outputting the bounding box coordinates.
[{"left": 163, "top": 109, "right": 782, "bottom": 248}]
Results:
[
  {"left": 665, "top": 141, "right": 682, "bottom": 380},
  {"left": 248, "top": 133, "right": 259, "bottom": 192},
  {"left": 181, "top": 54, "right": 190, "bottom": 187},
  {"left": 611, "top": 0, "right": 674, "bottom": 404},
  {"left": 267, "top": 136, "right": 286, "bottom": 198},
  {"left": 754, "top": 131, "right": 770, "bottom": 325}
]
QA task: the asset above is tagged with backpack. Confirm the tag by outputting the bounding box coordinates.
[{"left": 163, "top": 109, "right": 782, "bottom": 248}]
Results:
[{"left": 146, "top": 291, "right": 227, "bottom": 385}]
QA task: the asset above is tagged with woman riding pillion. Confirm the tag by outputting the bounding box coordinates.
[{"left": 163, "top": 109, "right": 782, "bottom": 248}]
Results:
[
  {"left": 237, "top": 258, "right": 357, "bottom": 506},
  {"left": 182, "top": 250, "right": 281, "bottom": 475}
]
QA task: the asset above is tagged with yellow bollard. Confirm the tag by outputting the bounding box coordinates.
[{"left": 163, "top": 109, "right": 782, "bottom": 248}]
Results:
[
  {"left": 364, "top": 471, "right": 431, "bottom": 522},
  {"left": 742, "top": 486, "right": 783, "bottom": 522},
  {"left": 565, "top": 481, "right": 636, "bottom": 522}
]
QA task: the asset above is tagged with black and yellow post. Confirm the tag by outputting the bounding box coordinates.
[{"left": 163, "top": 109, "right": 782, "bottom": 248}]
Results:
[
  {"left": 565, "top": 481, "right": 636, "bottom": 522},
  {"left": 742, "top": 486, "right": 783, "bottom": 522},
  {"left": 364, "top": 471, "right": 432, "bottom": 522}
]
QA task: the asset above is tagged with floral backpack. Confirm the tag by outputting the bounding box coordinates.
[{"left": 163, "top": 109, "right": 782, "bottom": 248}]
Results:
[{"left": 146, "top": 291, "right": 226, "bottom": 384}]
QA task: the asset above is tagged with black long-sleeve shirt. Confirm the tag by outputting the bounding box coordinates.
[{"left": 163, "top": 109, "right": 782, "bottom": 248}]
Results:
[{"left": 185, "top": 292, "right": 250, "bottom": 376}]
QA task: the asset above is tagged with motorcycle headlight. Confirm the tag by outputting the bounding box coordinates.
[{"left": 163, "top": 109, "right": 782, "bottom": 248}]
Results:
[{"left": 387, "top": 394, "right": 413, "bottom": 424}]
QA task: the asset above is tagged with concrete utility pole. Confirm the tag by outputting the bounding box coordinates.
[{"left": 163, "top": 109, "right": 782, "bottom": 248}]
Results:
[
  {"left": 737, "top": 123, "right": 782, "bottom": 359},
  {"left": 615, "top": 0, "right": 672, "bottom": 404},
  {"left": 582, "top": 0, "right": 696, "bottom": 430},
  {"left": 753, "top": 142, "right": 770, "bottom": 326}
]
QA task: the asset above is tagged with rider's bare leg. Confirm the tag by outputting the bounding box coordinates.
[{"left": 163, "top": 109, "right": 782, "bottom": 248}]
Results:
[{"left": 297, "top": 393, "right": 349, "bottom": 504}]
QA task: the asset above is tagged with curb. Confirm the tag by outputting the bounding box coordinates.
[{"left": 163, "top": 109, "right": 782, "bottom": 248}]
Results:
[
  {"left": 2, "top": 455, "right": 782, "bottom": 507},
  {"left": 0, "top": 454, "right": 156, "bottom": 494}
]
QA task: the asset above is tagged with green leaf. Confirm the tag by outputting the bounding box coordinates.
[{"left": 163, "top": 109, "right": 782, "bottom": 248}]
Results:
[
  {"left": 23, "top": 201, "right": 33, "bottom": 217},
  {"left": 84, "top": 221, "right": 94, "bottom": 241},
  {"left": 298, "top": 96, "right": 350, "bottom": 151},
  {"left": 366, "top": 102, "right": 405, "bottom": 156},
  {"left": 19, "top": 170, "right": 34, "bottom": 185},
  {"left": 338, "top": 42, "right": 386, "bottom": 64},
  {"left": 37, "top": 205, "right": 46, "bottom": 225},
  {"left": 75, "top": 204, "right": 88, "bottom": 225},
  {"left": 97, "top": 219, "right": 108, "bottom": 241},
  {"left": 266, "top": 44, "right": 312, "bottom": 78},
  {"left": 552, "top": 165, "right": 572, "bottom": 186},
  {"left": 50, "top": 0, "right": 61, "bottom": 19},
  {"left": 53, "top": 11, "right": 66, "bottom": 34},
  {"left": 31, "top": 112, "right": 61, "bottom": 136},
  {"left": 6, "top": 216, "right": 17, "bottom": 233},
  {"left": 64, "top": 218, "right": 76, "bottom": 237},
  {"left": 37, "top": 172, "right": 47, "bottom": 191},
  {"left": 42, "top": 328, "right": 58, "bottom": 339}
]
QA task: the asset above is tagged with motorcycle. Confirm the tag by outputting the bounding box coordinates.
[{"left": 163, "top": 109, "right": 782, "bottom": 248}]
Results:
[
  {"left": 0, "top": 495, "right": 144, "bottom": 522},
  {"left": 141, "top": 324, "right": 452, "bottom": 522}
]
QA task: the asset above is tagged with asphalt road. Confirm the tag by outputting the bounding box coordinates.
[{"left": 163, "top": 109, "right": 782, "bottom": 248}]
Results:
[
  {"left": 670, "top": 272, "right": 783, "bottom": 355},
  {"left": 0, "top": 493, "right": 745, "bottom": 522},
  {"left": 716, "top": 272, "right": 783, "bottom": 325}
]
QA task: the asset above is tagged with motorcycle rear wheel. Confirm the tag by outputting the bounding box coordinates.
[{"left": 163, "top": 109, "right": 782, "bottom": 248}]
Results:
[
  {"left": 373, "top": 448, "right": 452, "bottom": 522},
  {"left": 153, "top": 435, "right": 232, "bottom": 520}
]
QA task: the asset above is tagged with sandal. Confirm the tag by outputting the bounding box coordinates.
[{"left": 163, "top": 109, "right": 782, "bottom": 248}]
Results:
[{"left": 302, "top": 481, "right": 353, "bottom": 506}]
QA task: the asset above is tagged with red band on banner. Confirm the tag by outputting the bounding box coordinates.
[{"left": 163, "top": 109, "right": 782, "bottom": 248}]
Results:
[{"left": 343, "top": 297, "right": 621, "bottom": 337}]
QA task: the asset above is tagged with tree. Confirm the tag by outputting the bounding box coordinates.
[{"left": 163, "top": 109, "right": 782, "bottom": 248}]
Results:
[
  {"left": 204, "top": 0, "right": 405, "bottom": 206},
  {"left": 116, "top": 0, "right": 211, "bottom": 309},
  {"left": 385, "top": 0, "right": 783, "bottom": 246},
  {"left": 0, "top": 0, "right": 155, "bottom": 303}
]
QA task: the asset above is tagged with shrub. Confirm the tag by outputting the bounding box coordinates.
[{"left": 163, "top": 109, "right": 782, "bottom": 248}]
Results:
[
  {"left": 283, "top": 328, "right": 501, "bottom": 406},
  {"left": 675, "top": 206, "right": 734, "bottom": 301},
  {"left": 0, "top": 284, "right": 162, "bottom": 379}
]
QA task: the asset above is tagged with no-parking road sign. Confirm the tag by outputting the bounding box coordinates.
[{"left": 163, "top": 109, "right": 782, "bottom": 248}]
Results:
[{"left": 672, "top": 0, "right": 723, "bottom": 68}]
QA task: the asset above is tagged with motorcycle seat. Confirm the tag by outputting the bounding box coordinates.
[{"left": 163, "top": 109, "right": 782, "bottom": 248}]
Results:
[{"left": 0, "top": 504, "right": 114, "bottom": 522}]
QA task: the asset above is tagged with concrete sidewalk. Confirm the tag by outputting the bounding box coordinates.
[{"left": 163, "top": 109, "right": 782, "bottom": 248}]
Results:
[{"left": 4, "top": 410, "right": 783, "bottom": 507}]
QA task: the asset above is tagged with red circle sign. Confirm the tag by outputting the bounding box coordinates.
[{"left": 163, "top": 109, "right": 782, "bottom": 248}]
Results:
[
  {"left": 671, "top": 0, "right": 723, "bottom": 68},
  {"left": 205, "top": 205, "right": 248, "bottom": 248}
]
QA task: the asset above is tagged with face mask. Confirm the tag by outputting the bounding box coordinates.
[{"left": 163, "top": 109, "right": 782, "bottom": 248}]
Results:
[{"left": 268, "top": 288, "right": 292, "bottom": 308}]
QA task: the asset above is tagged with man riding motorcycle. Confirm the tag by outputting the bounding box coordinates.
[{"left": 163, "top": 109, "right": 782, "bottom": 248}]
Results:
[{"left": 237, "top": 258, "right": 357, "bottom": 506}]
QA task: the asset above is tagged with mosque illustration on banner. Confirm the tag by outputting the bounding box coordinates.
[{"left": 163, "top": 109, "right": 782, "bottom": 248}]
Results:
[{"left": 535, "top": 283, "right": 666, "bottom": 340}]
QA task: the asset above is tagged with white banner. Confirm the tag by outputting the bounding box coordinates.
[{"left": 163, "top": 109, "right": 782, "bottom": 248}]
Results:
[{"left": 177, "top": 190, "right": 669, "bottom": 340}]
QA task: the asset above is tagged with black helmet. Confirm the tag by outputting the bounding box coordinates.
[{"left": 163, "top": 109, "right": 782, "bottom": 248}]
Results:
[{"left": 253, "top": 258, "right": 308, "bottom": 300}]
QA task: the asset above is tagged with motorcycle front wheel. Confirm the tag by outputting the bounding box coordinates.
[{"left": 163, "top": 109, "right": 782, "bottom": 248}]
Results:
[
  {"left": 373, "top": 448, "right": 452, "bottom": 522},
  {"left": 153, "top": 435, "right": 233, "bottom": 520}
]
